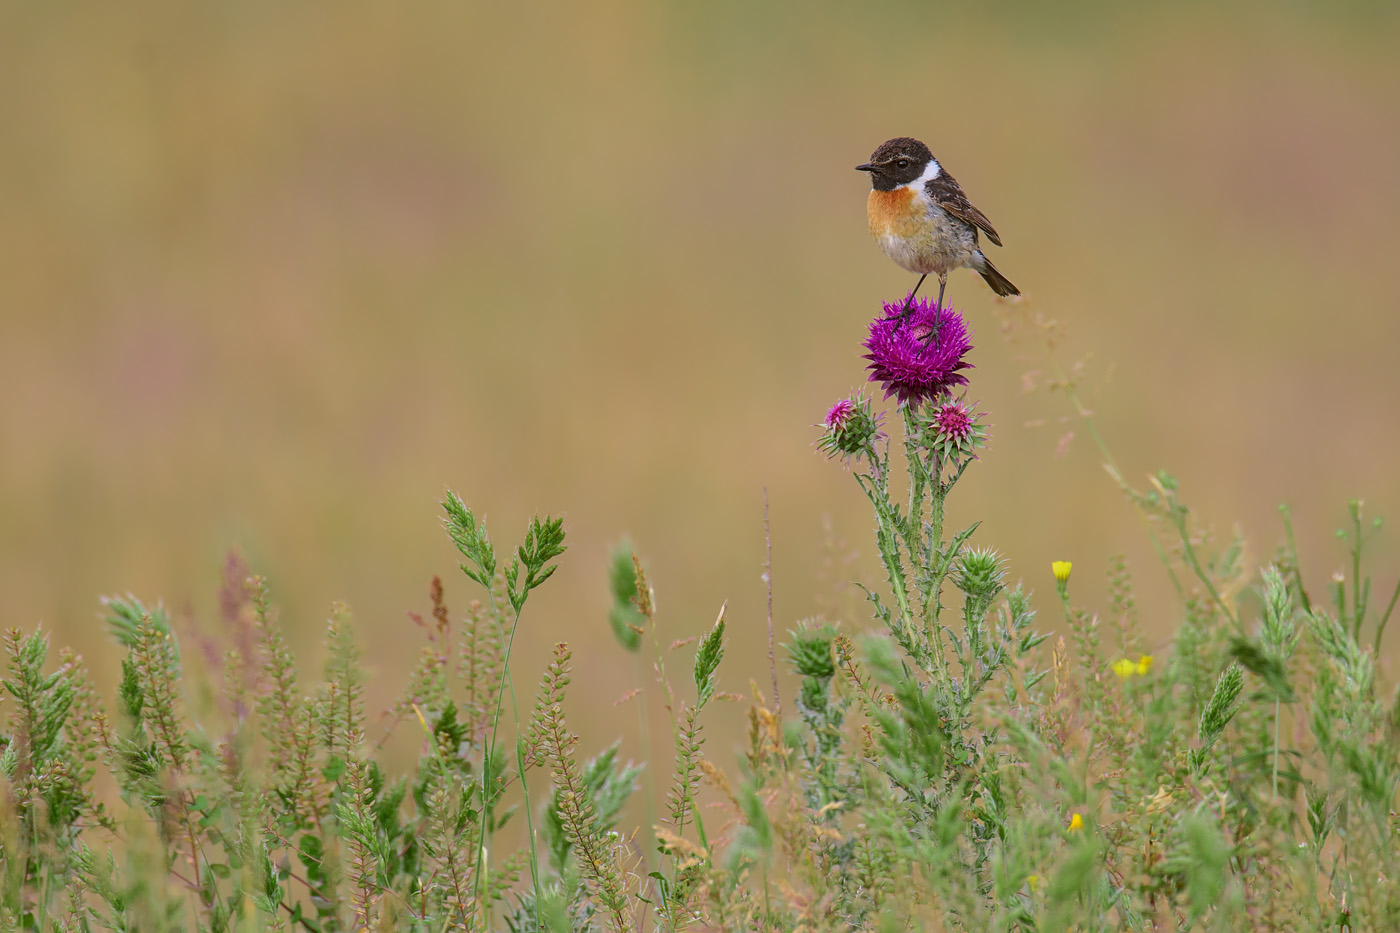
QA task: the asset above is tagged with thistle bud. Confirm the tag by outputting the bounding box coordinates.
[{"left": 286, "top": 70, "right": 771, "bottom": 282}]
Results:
[
  {"left": 925, "top": 397, "right": 989, "bottom": 461},
  {"left": 957, "top": 547, "right": 1005, "bottom": 600},
  {"left": 817, "top": 392, "right": 885, "bottom": 469}
]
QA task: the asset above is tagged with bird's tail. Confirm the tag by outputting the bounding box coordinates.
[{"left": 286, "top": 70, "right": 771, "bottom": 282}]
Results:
[{"left": 977, "top": 255, "right": 1020, "bottom": 297}]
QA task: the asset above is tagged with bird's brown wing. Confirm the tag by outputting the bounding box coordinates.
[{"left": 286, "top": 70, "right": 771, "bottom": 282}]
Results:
[{"left": 925, "top": 172, "right": 1003, "bottom": 247}]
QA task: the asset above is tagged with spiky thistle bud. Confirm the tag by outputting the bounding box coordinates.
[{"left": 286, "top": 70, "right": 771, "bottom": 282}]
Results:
[
  {"left": 816, "top": 392, "right": 885, "bottom": 468},
  {"left": 957, "top": 548, "right": 1005, "bottom": 600},
  {"left": 924, "top": 397, "right": 988, "bottom": 461},
  {"left": 785, "top": 624, "right": 836, "bottom": 679}
]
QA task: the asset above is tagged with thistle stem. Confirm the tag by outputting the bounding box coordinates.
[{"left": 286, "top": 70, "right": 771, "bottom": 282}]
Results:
[
  {"left": 764, "top": 487, "right": 780, "bottom": 717},
  {"left": 925, "top": 450, "right": 951, "bottom": 689}
]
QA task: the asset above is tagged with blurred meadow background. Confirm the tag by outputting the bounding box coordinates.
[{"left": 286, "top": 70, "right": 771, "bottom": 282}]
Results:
[{"left": 2, "top": 0, "right": 1399, "bottom": 762}]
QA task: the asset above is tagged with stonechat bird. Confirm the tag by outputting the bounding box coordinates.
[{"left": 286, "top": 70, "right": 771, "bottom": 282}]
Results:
[{"left": 856, "top": 137, "right": 1019, "bottom": 315}]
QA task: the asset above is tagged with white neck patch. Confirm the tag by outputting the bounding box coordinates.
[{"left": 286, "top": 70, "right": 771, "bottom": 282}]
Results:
[{"left": 909, "top": 158, "right": 942, "bottom": 187}]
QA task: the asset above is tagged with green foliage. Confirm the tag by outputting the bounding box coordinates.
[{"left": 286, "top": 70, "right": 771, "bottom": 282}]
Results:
[
  {"left": 443, "top": 491, "right": 498, "bottom": 590},
  {"left": 693, "top": 612, "right": 725, "bottom": 709},
  {"left": 542, "top": 743, "right": 642, "bottom": 877},
  {"left": 533, "top": 643, "right": 631, "bottom": 928},
  {"left": 102, "top": 594, "right": 173, "bottom": 650},
  {"left": 1192, "top": 662, "right": 1245, "bottom": 775},
  {"left": 606, "top": 541, "right": 645, "bottom": 653},
  {"left": 507, "top": 515, "right": 568, "bottom": 613},
  {"left": 4, "top": 441, "right": 1400, "bottom": 933}
]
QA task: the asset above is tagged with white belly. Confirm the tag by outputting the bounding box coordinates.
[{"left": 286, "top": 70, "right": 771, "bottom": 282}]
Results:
[
  {"left": 879, "top": 233, "right": 935, "bottom": 274},
  {"left": 878, "top": 204, "right": 977, "bottom": 276}
]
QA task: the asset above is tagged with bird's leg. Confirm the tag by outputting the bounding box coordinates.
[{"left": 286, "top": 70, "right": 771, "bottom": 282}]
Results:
[
  {"left": 897, "top": 274, "right": 927, "bottom": 322},
  {"left": 922, "top": 274, "right": 950, "bottom": 349}
]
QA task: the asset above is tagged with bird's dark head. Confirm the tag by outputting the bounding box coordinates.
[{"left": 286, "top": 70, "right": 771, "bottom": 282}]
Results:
[{"left": 855, "top": 137, "right": 935, "bottom": 191}]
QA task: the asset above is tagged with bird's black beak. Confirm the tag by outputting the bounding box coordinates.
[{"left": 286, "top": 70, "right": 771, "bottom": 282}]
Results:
[{"left": 855, "top": 163, "right": 875, "bottom": 173}]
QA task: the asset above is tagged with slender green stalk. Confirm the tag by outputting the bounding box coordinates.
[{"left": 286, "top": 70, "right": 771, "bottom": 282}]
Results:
[
  {"left": 506, "top": 664, "right": 543, "bottom": 922},
  {"left": 1352, "top": 504, "right": 1363, "bottom": 638},
  {"left": 639, "top": 576, "right": 712, "bottom": 899},
  {"left": 473, "top": 597, "right": 543, "bottom": 928},
  {"left": 922, "top": 448, "right": 951, "bottom": 690},
  {"left": 633, "top": 649, "right": 656, "bottom": 879},
  {"left": 1056, "top": 582, "right": 1075, "bottom": 629},
  {"left": 1273, "top": 697, "right": 1281, "bottom": 800},
  {"left": 1280, "top": 505, "right": 1312, "bottom": 612},
  {"left": 1165, "top": 504, "right": 1241, "bottom": 628},
  {"left": 1374, "top": 576, "right": 1400, "bottom": 654}
]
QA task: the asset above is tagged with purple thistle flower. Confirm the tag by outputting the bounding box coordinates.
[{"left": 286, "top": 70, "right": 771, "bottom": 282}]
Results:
[{"left": 862, "top": 296, "right": 973, "bottom": 407}]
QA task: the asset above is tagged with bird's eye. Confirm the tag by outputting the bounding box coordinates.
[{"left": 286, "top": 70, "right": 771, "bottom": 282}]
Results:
[{"left": 895, "top": 158, "right": 910, "bottom": 169}]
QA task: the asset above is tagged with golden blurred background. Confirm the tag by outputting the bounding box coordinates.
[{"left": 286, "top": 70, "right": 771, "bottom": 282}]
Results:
[{"left": 2, "top": 1, "right": 1399, "bottom": 760}]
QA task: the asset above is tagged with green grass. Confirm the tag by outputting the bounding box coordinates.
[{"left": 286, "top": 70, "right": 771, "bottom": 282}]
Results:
[{"left": 4, "top": 307, "right": 1400, "bottom": 932}]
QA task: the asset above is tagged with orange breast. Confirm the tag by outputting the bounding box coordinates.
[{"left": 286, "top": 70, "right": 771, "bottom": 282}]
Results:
[{"left": 867, "top": 187, "right": 925, "bottom": 238}]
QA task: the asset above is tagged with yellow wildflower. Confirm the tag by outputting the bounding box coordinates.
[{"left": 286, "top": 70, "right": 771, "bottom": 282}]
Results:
[
  {"left": 1136, "top": 654, "right": 1154, "bottom": 675},
  {"left": 1068, "top": 812, "right": 1084, "bottom": 832},
  {"left": 1027, "top": 874, "right": 1041, "bottom": 892},
  {"left": 1111, "top": 658, "right": 1137, "bottom": 679},
  {"left": 1051, "top": 560, "right": 1073, "bottom": 583}
]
